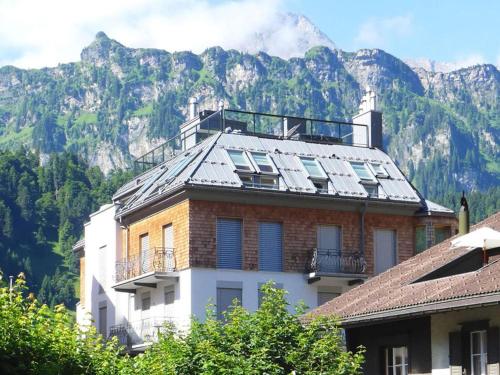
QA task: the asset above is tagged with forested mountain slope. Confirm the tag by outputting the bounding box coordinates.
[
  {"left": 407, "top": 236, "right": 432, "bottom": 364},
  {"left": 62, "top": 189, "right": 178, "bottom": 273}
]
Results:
[{"left": 0, "top": 33, "right": 498, "bottom": 307}]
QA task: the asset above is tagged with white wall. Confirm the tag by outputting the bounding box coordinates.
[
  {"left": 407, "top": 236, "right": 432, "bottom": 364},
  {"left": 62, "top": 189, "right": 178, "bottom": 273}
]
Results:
[
  {"left": 78, "top": 203, "right": 123, "bottom": 337},
  {"left": 431, "top": 305, "right": 500, "bottom": 375}
]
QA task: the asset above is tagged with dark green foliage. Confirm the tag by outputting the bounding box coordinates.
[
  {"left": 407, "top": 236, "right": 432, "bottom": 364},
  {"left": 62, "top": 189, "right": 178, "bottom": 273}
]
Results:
[{"left": 0, "top": 149, "right": 132, "bottom": 308}]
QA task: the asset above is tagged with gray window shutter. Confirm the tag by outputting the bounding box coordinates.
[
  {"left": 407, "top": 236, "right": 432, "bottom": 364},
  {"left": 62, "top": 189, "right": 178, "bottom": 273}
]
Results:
[
  {"left": 216, "top": 288, "right": 242, "bottom": 320},
  {"left": 374, "top": 229, "right": 396, "bottom": 274},
  {"left": 488, "top": 327, "right": 500, "bottom": 375},
  {"left": 259, "top": 222, "right": 283, "bottom": 272},
  {"left": 217, "top": 219, "right": 242, "bottom": 269},
  {"left": 449, "top": 331, "right": 462, "bottom": 375}
]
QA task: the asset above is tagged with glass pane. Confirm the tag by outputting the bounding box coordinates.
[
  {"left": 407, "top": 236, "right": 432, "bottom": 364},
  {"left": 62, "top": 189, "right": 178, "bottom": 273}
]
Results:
[
  {"left": 351, "top": 162, "right": 374, "bottom": 181},
  {"left": 364, "top": 184, "right": 378, "bottom": 197},
  {"left": 371, "top": 163, "right": 387, "bottom": 176},
  {"left": 434, "top": 226, "right": 451, "bottom": 244},
  {"left": 472, "top": 355, "right": 481, "bottom": 374},
  {"left": 228, "top": 150, "right": 251, "bottom": 171},
  {"left": 394, "top": 347, "right": 403, "bottom": 365},
  {"left": 471, "top": 332, "right": 481, "bottom": 354},
  {"left": 301, "top": 158, "right": 325, "bottom": 179},
  {"left": 251, "top": 153, "right": 274, "bottom": 173},
  {"left": 415, "top": 226, "right": 426, "bottom": 253}
]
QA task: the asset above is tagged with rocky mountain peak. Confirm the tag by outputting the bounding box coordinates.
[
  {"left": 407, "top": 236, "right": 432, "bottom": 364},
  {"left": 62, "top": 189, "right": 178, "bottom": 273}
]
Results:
[{"left": 80, "top": 32, "right": 126, "bottom": 66}]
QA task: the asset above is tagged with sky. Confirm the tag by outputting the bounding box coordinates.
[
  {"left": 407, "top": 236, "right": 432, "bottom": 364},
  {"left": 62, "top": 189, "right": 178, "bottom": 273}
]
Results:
[{"left": 0, "top": 0, "right": 498, "bottom": 69}]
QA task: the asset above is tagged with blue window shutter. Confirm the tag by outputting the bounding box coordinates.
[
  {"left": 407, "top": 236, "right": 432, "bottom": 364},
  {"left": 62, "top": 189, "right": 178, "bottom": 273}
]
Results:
[
  {"left": 259, "top": 222, "right": 283, "bottom": 272},
  {"left": 217, "top": 219, "right": 242, "bottom": 269}
]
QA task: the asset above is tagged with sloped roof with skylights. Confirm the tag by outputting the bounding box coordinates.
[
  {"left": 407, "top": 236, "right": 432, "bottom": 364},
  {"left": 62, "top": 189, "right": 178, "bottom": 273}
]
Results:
[{"left": 114, "top": 131, "right": 439, "bottom": 217}]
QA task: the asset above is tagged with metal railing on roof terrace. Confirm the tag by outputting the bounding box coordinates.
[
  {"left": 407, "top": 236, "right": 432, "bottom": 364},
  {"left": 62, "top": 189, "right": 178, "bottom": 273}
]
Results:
[{"left": 133, "top": 109, "right": 368, "bottom": 173}]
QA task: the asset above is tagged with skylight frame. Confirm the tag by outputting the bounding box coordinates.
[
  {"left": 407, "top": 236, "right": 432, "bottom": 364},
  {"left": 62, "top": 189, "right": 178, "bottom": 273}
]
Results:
[
  {"left": 249, "top": 152, "right": 278, "bottom": 175},
  {"left": 300, "top": 157, "right": 328, "bottom": 180},
  {"left": 368, "top": 163, "right": 389, "bottom": 178},
  {"left": 227, "top": 149, "right": 255, "bottom": 172},
  {"left": 350, "top": 162, "right": 377, "bottom": 182}
]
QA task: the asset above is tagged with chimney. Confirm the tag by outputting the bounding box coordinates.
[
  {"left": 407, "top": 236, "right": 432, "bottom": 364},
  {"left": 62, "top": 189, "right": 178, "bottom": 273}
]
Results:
[
  {"left": 352, "top": 86, "right": 383, "bottom": 149},
  {"left": 458, "top": 191, "right": 470, "bottom": 235},
  {"left": 188, "top": 97, "right": 199, "bottom": 120}
]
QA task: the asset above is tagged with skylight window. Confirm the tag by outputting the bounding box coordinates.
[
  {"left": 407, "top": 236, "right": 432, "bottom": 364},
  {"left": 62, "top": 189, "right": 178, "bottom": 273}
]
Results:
[
  {"left": 364, "top": 184, "right": 379, "bottom": 198},
  {"left": 250, "top": 152, "right": 276, "bottom": 174},
  {"left": 350, "top": 162, "right": 376, "bottom": 182},
  {"left": 300, "top": 158, "right": 327, "bottom": 180},
  {"left": 369, "top": 163, "right": 388, "bottom": 178},
  {"left": 227, "top": 150, "right": 253, "bottom": 171}
]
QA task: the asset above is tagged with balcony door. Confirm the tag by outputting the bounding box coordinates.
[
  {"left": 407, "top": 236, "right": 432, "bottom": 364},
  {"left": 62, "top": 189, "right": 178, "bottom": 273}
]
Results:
[
  {"left": 374, "top": 229, "right": 396, "bottom": 275},
  {"left": 140, "top": 234, "right": 149, "bottom": 274},
  {"left": 163, "top": 224, "right": 174, "bottom": 271},
  {"left": 317, "top": 226, "right": 341, "bottom": 273}
]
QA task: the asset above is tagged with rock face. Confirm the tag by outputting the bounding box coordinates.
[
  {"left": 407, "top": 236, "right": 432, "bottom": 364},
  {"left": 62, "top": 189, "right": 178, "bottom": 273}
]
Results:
[{"left": 0, "top": 33, "right": 498, "bottom": 193}]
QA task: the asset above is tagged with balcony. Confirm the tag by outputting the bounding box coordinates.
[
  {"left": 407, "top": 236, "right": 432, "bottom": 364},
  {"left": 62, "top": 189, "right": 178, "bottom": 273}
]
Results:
[
  {"left": 109, "top": 317, "right": 175, "bottom": 352},
  {"left": 308, "top": 248, "right": 367, "bottom": 282},
  {"left": 113, "top": 247, "right": 178, "bottom": 293}
]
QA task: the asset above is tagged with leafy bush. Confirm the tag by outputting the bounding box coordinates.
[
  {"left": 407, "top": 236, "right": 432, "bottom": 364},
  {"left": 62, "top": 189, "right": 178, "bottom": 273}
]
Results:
[{"left": 0, "top": 277, "right": 364, "bottom": 374}]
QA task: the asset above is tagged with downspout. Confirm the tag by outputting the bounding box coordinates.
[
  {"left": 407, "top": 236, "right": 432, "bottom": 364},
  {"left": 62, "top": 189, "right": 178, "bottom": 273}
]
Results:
[{"left": 360, "top": 202, "right": 367, "bottom": 255}]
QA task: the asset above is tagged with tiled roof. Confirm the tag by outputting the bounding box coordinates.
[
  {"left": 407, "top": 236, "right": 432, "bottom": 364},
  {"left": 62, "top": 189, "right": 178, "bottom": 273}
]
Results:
[
  {"left": 307, "top": 211, "right": 500, "bottom": 323},
  {"left": 114, "top": 131, "right": 439, "bottom": 217}
]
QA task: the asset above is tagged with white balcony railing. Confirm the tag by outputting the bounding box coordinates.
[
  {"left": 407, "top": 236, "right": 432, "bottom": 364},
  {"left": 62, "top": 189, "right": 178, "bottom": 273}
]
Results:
[
  {"left": 115, "top": 247, "right": 175, "bottom": 283},
  {"left": 109, "top": 317, "right": 176, "bottom": 349}
]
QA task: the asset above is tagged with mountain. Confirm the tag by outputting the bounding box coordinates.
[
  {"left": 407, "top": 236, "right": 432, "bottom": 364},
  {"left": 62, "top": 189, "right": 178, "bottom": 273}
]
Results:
[{"left": 0, "top": 32, "right": 498, "bottom": 196}]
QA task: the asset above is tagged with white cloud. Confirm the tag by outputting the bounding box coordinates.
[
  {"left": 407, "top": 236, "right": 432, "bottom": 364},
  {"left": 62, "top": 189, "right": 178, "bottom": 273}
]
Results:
[
  {"left": 1, "top": 0, "right": 323, "bottom": 68},
  {"left": 355, "top": 15, "right": 413, "bottom": 48}
]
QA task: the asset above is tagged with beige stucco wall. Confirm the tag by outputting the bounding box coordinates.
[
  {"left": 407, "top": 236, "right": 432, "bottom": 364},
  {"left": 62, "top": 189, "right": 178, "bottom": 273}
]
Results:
[{"left": 431, "top": 305, "right": 500, "bottom": 375}]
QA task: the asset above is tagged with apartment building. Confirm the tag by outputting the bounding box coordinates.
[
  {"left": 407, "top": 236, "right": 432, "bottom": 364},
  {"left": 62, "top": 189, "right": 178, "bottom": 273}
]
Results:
[{"left": 75, "top": 90, "right": 457, "bottom": 352}]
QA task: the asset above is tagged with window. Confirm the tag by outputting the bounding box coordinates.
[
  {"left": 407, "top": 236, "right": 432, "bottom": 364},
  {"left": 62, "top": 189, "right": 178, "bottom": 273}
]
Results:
[
  {"left": 163, "top": 224, "right": 173, "bottom": 249},
  {"left": 227, "top": 150, "right": 253, "bottom": 171},
  {"left": 385, "top": 346, "right": 408, "bottom": 375},
  {"left": 317, "top": 291, "right": 340, "bottom": 306},
  {"left": 415, "top": 226, "right": 426, "bottom": 253},
  {"left": 471, "top": 330, "right": 487, "bottom": 375},
  {"left": 434, "top": 226, "right": 451, "bottom": 245},
  {"left": 259, "top": 222, "right": 283, "bottom": 272},
  {"left": 369, "top": 163, "right": 388, "bottom": 178},
  {"left": 250, "top": 152, "right": 275, "bottom": 173},
  {"left": 140, "top": 234, "right": 150, "bottom": 273},
  {"left": 164, "top": 285, "right": 175, "bottom": 305},
  {"left": 141, "top": 292, "right": 151, "bottom": 311},
  {"left": 216, "top": 287, "right": 242, "bottom": 321},
  {"left": 217, "top": 218, "right": 242, "bottom": 269},
  {"left": 98, "top": 304, "right": 107, "bottom": 337},
  {"left": 374, "top": 229, "right": 397, "bottom": 275},
  {"left": 98, "top": 245, "right": 107, "bottom": 294},
  {"left": 364, "top": 184, "right": 379, "bottom": 198},
  {"left": 300, "top": 157, "right": 327, "bottom": 179},
  {"left": 240, "top": 174, "right": 278, "bottom": 189},
  {"left": 350, "top": 162, "right": 376, "bottom": 181}
]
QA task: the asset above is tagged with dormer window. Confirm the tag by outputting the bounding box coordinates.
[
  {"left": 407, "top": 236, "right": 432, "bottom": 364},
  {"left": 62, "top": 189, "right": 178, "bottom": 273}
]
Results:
[
  {"left": 369, "top": 163, "right": 388, "bottom": 178},
  {"left": 227, "top": 149, "right": 279, "bottom": 189},
  {"left": 227, "top": 150, "right": 253, "bottom": 171}
]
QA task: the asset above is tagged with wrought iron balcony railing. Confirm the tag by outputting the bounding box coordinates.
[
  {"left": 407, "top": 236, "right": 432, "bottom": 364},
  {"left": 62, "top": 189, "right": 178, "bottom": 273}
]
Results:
[
  {"left": 109, "top": 317, "right": 175, "bottom": 349},
  {"left": 115, "top": 247, "right": 175, "bottom": 283},
  {"left": 309, "top": 248, "right": 366, "bottom": 275}
]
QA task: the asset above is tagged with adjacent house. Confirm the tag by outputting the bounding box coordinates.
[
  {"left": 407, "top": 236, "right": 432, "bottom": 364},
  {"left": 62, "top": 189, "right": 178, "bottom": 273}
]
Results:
[
  {"left": 74, "top": 89, "right": 457, "bottom": 353},
  {"left": 307, "top": 210, "right": 500, "bottom": 375}
]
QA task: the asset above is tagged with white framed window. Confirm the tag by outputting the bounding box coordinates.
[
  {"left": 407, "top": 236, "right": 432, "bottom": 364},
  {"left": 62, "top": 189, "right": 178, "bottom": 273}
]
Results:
[
  {"left": 350, "top": 162, "right": 376, "bottom": 182},
  {"left": 227, "top": 150, "right": 253, "bottom": 172},
  {"left": 141, "top": 292, "right": 151, "bottom": 311},
  {"left": 300, "top": 157, "right": 327, "bottom": 179},
  {"left": 250, "top": 152, "right": 277, "bottom": 174},
  {"left": 216, "top": 287, "right": 242, "bottom": 321},
  {"left": 317, "top": 291, "right": 340, "bottom": 306},
  {"left": 239, "top": 174, "right": 279, "bottom": 189},
  {"left": 385, "top": 346, "right": 408, "bottom": 375},
  {"left": 470, "top": 330, "right": 487, "bottom": 375},
  {"left": 369, "top": 163, "right": 389, "bottom": 178}
]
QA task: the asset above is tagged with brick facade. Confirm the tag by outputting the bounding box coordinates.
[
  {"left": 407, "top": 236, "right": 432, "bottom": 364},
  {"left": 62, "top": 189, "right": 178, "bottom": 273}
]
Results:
[{"left": 121, "top": 199, "right": 457, "bottom": 276}]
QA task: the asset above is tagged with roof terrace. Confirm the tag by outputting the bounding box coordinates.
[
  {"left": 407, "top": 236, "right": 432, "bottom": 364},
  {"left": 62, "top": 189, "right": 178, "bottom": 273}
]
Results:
[{"left": 134, "top": 109, "right": 369, "bottom": 174}]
